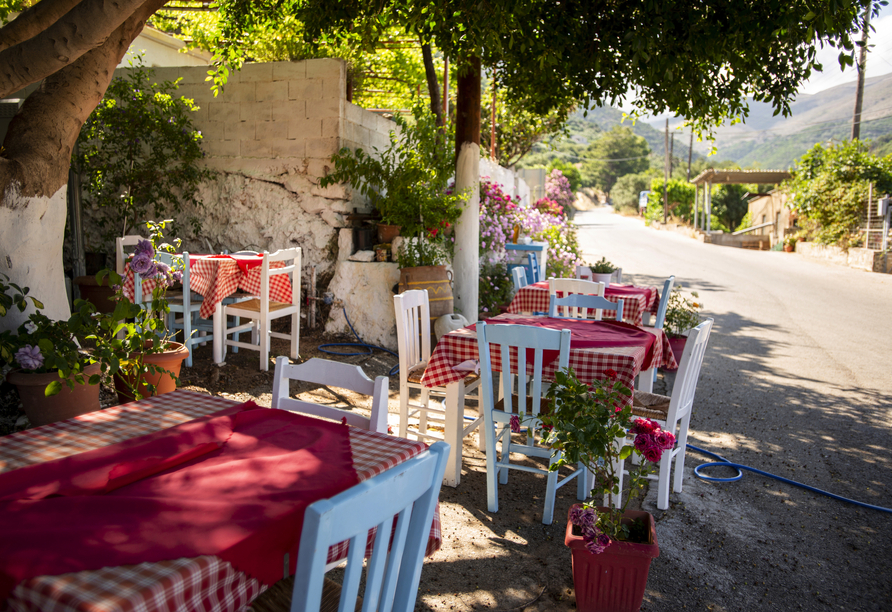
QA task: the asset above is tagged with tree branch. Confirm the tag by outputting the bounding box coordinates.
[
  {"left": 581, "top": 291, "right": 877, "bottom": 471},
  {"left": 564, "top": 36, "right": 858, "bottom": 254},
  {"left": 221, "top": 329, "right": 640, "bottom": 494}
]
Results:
[
  {"left": 0, "top": 0, "right": 83, "bottom": 54},
  {"left": 0, "top": 0, "right": 150, "bottom": 98},
  {"left": 1, "top": 0, "right": 167, "bottom": 200},
  {"left": 421, "top": 41, "right": 443, "bottom": 128}
]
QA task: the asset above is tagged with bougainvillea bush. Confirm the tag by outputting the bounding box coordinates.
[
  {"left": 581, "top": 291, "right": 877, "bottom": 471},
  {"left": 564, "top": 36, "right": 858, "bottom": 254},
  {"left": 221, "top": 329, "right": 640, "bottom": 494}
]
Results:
[{"left": 479, "top": 178, "right": 583, "bottom": 287}]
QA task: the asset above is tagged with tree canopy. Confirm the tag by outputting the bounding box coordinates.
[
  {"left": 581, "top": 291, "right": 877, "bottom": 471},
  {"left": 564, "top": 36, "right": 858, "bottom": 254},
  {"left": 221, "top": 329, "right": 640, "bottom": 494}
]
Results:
[{"left": 582, "top": 126, "right": 651, "bottom": 193}]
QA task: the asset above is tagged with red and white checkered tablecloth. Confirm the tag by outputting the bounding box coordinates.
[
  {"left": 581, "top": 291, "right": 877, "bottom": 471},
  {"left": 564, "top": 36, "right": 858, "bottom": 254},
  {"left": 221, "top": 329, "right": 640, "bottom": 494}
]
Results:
[
  {"left": 506, "top": 282, "right": 660, "bottom": 325},
  {"left": 121, "top": 255, "right": 293, "bottom": 320},
  {"left": 422, "top": 314, "right": 677, "bottom": 403},
  {"left": 0, "top": 390, "right": 437, "bottom": 612}
]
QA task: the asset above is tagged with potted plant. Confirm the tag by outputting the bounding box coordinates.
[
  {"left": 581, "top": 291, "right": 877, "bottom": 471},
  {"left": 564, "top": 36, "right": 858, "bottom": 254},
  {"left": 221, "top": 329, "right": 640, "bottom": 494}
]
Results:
[
  {"left": 533, "top": 368, "right": 676, "bottom": 612},
  {"left": 319, "top": 104, "right": 465, "bottom": 246},
  {"left": 0, "top": 275, "right": 105, "bottom": 426},
  {"left": 783, "top": 234, "right": 798, "bottom": 252},
  {"left": 396, "top": 235, "right": 456, "bottom": 319},
  {"left": 662, "top": 284, "right": 702, "bottom": 362},
  {"left": 91, "top": 220, "right": 190, "bottom": 403},
  {"left": 588, "top": 257, "right": 616, "bottom": 287}
]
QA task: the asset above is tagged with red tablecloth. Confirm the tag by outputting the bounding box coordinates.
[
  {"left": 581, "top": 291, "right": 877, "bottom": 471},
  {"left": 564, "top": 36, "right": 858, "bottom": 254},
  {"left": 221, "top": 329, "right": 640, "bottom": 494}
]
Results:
[
  {"left": 423, "top": 313, "right": 677, "bottom": 404},
  {"left": 0, "top": 391, "right": 438, "bottom": 612},
  {"left": 121, "top": 254, "right": 293, "bottom": 319},
  {"left": 507, "top": 281, "right": 659, "bottom": 325}
]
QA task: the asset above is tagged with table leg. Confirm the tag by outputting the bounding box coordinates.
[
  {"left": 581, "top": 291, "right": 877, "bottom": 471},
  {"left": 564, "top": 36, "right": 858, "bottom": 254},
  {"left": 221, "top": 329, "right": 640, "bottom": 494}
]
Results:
[
  {"left": 213, "top": 303, "right": 225, "bottom": 364},
  {"left": 642, "top": 312, "right": 652, "bottom": 326},
  {"left": 638, "top": 367, "right": 654, "bottom": 393},
  {"left": 443, "top": 380, "right": 465, "bottom": 488}
]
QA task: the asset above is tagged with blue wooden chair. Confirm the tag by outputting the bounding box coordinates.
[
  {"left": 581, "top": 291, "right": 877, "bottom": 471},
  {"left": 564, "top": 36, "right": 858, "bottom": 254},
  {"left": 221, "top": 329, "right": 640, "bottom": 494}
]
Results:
[
  {"left": 506, "top": 243, "right": 543, "bottom": 285},
  {"left": 289, "top": 441, "right": 449, "bottom": 612},
  {"left": 548, "top": 292, "right": 624, "bottom": 323},
  {"left": 476, "top": 321, "right": 587, "bottom": 525},
  {"left": 650, "top": 275, "right": 676, "bottom": 330}
]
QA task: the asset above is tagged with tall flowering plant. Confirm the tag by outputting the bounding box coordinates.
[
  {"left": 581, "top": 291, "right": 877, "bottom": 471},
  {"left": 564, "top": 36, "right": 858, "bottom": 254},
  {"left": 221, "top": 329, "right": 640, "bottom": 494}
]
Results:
[{"left": 535, "top": 367, "right": 675, "bottom": 553}]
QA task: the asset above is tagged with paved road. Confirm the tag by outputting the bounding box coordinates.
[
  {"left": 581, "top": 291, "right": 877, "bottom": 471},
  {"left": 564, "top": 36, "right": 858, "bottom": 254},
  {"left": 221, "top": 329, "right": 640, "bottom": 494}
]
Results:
[{"left": 575, "top": 207, "right": 892, "bottom": 611}]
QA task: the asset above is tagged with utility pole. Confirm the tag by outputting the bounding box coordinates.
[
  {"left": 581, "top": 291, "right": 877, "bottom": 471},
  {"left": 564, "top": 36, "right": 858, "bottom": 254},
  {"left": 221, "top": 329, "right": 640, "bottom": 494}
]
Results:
[
  {"left": 669, "top": 133, "right": 674, "bottom": 176},
  {"left": 663, "top": 119, "right": 669, "bottom": 223},
  {"left": 852, "top": 0, "right": 872, "bottom": 140},
  {"left": 687, "top": 132, "right": 694, "bottom": 181}
]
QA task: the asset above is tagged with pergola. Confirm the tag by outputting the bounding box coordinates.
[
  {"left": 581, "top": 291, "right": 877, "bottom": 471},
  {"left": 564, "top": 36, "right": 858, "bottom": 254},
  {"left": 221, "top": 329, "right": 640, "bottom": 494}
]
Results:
[{"left": 689, "top": 169, "right": 791, "bottom": 232}]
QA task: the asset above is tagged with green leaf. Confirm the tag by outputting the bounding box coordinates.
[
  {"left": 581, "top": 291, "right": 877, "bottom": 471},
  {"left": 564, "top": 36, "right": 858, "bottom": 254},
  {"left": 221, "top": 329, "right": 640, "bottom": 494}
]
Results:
[{"left": 45, "top": 380, "right": 63, "bottom": 397}]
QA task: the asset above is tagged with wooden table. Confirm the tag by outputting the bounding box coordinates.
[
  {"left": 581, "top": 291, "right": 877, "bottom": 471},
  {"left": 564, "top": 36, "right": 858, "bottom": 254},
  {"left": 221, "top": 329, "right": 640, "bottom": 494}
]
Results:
[
  {"left": 421, "top": 313, "right": 677, "bottom": 487},
  {"left": 0, "top": 390, "right": 439, "bottom": 612},
  {"left": 507, "top": 281, "right": 660, "bottom": 325}
]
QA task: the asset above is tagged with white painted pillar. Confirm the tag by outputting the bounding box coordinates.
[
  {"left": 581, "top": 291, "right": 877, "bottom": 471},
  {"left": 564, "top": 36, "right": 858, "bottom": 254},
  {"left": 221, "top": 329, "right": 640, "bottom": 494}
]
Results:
[
  {"left": 694, "top": 184, "right": 699, "bottom": 230},
  {"left": 706, "top": 181, "right": 712, "bottom": 233},
  {"left": 0, "top": 184, "right": 71, "bottom": 332},
  {"left": 453, "top": 142, "right": 480, "bottom": 322}
]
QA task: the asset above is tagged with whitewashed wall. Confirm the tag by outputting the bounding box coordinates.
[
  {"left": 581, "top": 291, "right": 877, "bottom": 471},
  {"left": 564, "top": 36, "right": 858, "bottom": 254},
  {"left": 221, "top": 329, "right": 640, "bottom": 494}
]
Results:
[{"left": 480, "top": 158, "right": 531, "bottom": 206}]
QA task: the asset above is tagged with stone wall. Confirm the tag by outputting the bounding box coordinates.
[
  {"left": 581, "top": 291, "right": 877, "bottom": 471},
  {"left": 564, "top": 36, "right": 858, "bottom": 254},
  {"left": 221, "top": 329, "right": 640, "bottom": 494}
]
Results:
[
  {"left": 796, "top": 242, "right": 890, "bottom": 273},
  {"left": 81, "top": 59, "right": 396, "bottom": 284}
]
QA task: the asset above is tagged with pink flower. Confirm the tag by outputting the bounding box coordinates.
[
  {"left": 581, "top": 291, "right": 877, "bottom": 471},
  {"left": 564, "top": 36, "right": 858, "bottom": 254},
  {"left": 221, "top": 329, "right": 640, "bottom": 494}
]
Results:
[
  {"left": 642, "top": 446, "right": 663, "bottom": 463},
  {"left": 510, "top": 415, "right": 521, "bottom": 433},
  {"left": 655, "top": 430, "right": 676, "bottom": 450},
  {"left": 630, "top": 418, "right": 659, "bottom": 435},
  {"left": 605, "top": 368, "right": 618, "bottom": 379}
]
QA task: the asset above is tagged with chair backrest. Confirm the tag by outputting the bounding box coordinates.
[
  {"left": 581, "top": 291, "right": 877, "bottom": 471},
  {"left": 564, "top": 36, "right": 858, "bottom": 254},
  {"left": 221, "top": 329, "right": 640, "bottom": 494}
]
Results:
[
  {"left": 476, "top": 321, "right": 571, "bottom": 419},
  {"left": 511, "top": 266, "right": 529, "bottom": 293},
  {"left": 272, "top": 356, "right": 389, "bottom": 433},
  {"left": 665, "top": 318, "right": 713, "bottom": 424},
  {"left": 548, "top": 277, "right": 606, "bottom": 319},
  {"left": 613, "top": 267, "right": 624, "bottom": 284},
  {"left": 549, "top": 293, "right": 621, "bottom": 322},
  {"left": 575, "top": 265, "right": 592, "bottom": 280},
  {"left": 651, "top": 275, "right": 676, "bottom": 330},
  {"left": 260, "top": 248, "right": 301, "bottom": 311},
  {"left": 393, "top": 290, "right": 431, "bottom": 384},
  {"left": 115, "top": 235, "right": 146, "bottom": 275},
  {"left": 290, "top": 441, "right": 449, "bottom": 612}
]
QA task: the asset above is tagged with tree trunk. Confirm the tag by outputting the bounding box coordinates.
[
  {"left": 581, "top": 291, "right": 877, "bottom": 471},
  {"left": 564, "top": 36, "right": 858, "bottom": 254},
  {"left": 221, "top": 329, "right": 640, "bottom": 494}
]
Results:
[
  {"left": 453, "top": 56, "right": 481, "bottom": 322},
  {"left": 0, "top": 1, "right": 164, "bottom": 331},
  {"left": 421, "top": 42, "right": 443, "bottom": 128}
]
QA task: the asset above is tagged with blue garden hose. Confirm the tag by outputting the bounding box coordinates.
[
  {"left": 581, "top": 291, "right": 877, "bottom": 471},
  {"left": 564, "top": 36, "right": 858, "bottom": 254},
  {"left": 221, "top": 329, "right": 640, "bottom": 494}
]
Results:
[
  {"left": 687, "top": 444, "right": 892, "bottom": 513},
  {"left": 318, "top": 307, "right": 401, "bottom": 376}
]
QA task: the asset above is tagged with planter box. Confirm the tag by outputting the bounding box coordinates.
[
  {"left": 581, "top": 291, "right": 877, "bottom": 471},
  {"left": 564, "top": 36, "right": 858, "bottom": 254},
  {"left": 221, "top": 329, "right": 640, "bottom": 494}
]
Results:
[{"left": 565, "top": 506, "right": 659, "bottom": 612}]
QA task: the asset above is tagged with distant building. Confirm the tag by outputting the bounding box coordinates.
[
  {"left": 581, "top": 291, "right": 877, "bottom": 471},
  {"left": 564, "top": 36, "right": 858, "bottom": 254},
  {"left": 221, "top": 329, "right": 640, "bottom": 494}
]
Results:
[{"left": 747, "top": 190, "right": 794, "bottom": 246}]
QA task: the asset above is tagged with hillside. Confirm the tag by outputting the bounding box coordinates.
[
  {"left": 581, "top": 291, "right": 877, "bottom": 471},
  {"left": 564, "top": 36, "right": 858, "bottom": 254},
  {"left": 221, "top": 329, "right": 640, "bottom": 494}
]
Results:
[{"left": 649, "top": 72, "right": 892, "bottom": 168}]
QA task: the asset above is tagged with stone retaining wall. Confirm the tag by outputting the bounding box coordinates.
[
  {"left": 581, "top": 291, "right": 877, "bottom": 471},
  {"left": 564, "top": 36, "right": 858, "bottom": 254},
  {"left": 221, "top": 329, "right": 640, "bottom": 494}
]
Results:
[{"left": 796, "top": 242, "right": 889, "bottom": 273}]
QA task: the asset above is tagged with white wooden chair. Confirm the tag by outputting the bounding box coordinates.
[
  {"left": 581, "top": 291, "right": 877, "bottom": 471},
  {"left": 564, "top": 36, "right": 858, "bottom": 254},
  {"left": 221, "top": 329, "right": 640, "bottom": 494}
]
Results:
[
  {"left": 115, "top": 235, "right": 146, "bottom": 276},
  {"left": 271, "top": 356, "right": 389, "bottom": 433},
  {"left": 576, "top": 265, "right": 623, "bottom": 284},
  {"left": 221, "top": 247, "right": 301, "bottom": 371},
  {"left": 617, "top": 318, "right": 714, "bottom": 510},
  {"left": 393, "top": 290, "right": 481, "bottom": 484},
  {"left": 476, "top": 321, "right": 587, "bottom": 525},
  {"left": 547, "top": 278, "right": 606, "bottom": 319},
  {"left": 288, "top": 441, "right": 448, "bottom": 612},
  {"left": 511, "top": 266, "right": 529, "bottom": 293},
  {"left": 548, "top": 292, "right": 623, "bottom": 323}
]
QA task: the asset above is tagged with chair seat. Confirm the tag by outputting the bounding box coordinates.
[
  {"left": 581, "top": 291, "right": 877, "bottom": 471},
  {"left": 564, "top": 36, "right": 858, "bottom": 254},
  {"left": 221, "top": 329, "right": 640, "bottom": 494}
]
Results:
[
  {"left": 227, "top": 298, "right": 294, "bottom": 313},
  {"left": 494, "top": 394, "right": 553, "bottom": 415},
  {"left": 248, "top": 576, "right": 360, "bottom": 612},
  {"left": 407, "top": 362, "right": 479, "bottom": 386},
  {"left": 632, "top": 390, "right": 671, "bottom": 420}
]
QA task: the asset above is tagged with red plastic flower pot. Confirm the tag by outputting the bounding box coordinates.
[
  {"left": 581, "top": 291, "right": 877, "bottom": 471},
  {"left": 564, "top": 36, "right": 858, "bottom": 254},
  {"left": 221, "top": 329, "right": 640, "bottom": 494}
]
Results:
[{"left": 564, "top": 506, "right": 660, "bottom": 612}]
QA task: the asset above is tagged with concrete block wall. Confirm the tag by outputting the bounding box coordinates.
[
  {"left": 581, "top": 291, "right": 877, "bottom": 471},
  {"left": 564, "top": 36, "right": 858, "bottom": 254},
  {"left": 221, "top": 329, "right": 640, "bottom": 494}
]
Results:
[{"left": 81, "top": 59, "right": 398, "bottom": 284}]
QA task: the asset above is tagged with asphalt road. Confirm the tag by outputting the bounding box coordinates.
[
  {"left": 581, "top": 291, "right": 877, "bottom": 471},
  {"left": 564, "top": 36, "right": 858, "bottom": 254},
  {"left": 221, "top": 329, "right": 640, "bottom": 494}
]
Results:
[{"left": 574, "top": 207, "right": 892, "bottom": 612}]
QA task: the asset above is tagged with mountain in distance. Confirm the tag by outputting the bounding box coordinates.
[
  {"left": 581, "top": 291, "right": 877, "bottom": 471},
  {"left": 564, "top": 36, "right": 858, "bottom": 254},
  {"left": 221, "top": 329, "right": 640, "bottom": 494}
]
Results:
[{"left": 645, "top": 72, "right": 892, "bottom": 169}]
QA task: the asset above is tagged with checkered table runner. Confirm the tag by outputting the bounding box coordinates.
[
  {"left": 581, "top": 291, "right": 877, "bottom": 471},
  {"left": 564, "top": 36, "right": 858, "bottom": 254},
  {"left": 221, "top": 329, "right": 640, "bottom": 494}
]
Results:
[
  {"left": 506, "top": 282, "right": 659, "bottom": 325},
  {"left": 422, "top": 314, "right": 677, "bottom": 402},
  {"left": 1, "top": 390, "right": 437, "bottom": 612},
  {"left": 121, "top": 255, "right": 293, "bottom": 320}
]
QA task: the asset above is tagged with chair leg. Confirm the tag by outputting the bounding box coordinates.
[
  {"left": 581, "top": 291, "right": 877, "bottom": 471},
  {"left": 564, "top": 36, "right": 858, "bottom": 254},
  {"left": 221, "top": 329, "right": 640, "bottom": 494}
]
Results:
[
  {"left": 418, "top": 388, "right": 430, "bottom": 434},
  {"left": 183, "top": 310, "right": 193, "bottom": 368},
  {"left": 483, "top": 413, "right": 500, "bottom": 513},
  {"left": 673, "top": 413, "right": 693, "bottom": 493},
  {"left": 656, "top": 451, "right": 673, "bottom": 510},
  {"left": 260, "top": 319, "right": 270, "bottom": 372},
  {"left": 232, "top": 316, "right": 240, "bottom": 353},
  {"left": 542, "top": 454, "right": 560, "bottom": 525},
  {"left": 290, "top": 311, "right": 299, "bottom": 360},
  {"left": 498, "top": 424, "right": 510, "bottom": 485},
  {"left": 398, "top": 381, "right": 410, "bottom": 439}
]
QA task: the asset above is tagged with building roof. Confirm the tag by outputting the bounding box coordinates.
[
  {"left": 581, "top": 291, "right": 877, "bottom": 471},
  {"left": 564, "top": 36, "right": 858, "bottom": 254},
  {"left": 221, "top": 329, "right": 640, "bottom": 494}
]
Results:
[{"left": 690, "top": 169, "right": 791, "bottom": 185}]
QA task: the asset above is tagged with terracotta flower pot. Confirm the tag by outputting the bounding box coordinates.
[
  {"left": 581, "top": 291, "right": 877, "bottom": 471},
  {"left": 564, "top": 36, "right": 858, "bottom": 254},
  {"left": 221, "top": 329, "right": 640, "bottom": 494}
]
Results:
[
  {"left": 7, "top": 363, "right": 102, "bottom": 426},
  {"left": 113, "top": 341, "right": 189, "bottom": 403},
  {"left": 398, "top": 265, "right": 454, "bottom": 318},
  {"left": 783, "top": 244, "right": 794, "bottom": 252},
  {"left": 376, "top": 223, "right": 401, "bottom": 243},
  {"left": 74, "top": 275, "right": 117, "bottom": 314},
  {"left": 565, "top": 506, "right": 659, "bottom": 612}
]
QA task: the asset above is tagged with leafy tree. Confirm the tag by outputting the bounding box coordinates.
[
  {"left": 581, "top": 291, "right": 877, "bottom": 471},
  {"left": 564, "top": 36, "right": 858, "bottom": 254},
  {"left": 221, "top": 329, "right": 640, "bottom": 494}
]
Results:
[
  {"left": 710, "top": 184, "right": 753, "bottom": 233},
  {"left": 0, "top": 0, "right": 879, "bottom": 324},
  {"left": 646, "top": 179, "right": 696, "bottom": 224},
  {"left": 480, "top": 81, "right": 572, "bottom": 168},
  {"left": 74, "top": 58, "right": 213, "bottom": 249},
  {"left": 783, "top": 140, "right": 892, "bottom": 247},
  {"left": 612, "top": 171, "right": 656, "bottom": 213},
  {"left": 582, "top": 126, "right": 651, "bottom": 192}
]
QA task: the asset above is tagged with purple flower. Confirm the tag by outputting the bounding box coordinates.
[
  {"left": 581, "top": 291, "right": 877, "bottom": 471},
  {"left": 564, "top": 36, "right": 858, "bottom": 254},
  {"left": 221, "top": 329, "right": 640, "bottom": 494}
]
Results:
[
  {"left": 15, "top": 345, "right": 44, "bottom": 370},
  {"left": 510, "top": 415, "right": 521, "bottom": 433},
  {"left": 134, "top": 239, "right": 154, "bottom": 258},
  {"left": 172, "top": 270, "right": 184, "bottom": 283},
  {"left": 569, "top": 505, "right": 585, "bottom": 526},
  {"left": 130, "top": 252, "right": 155, "bottom": 277}
]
